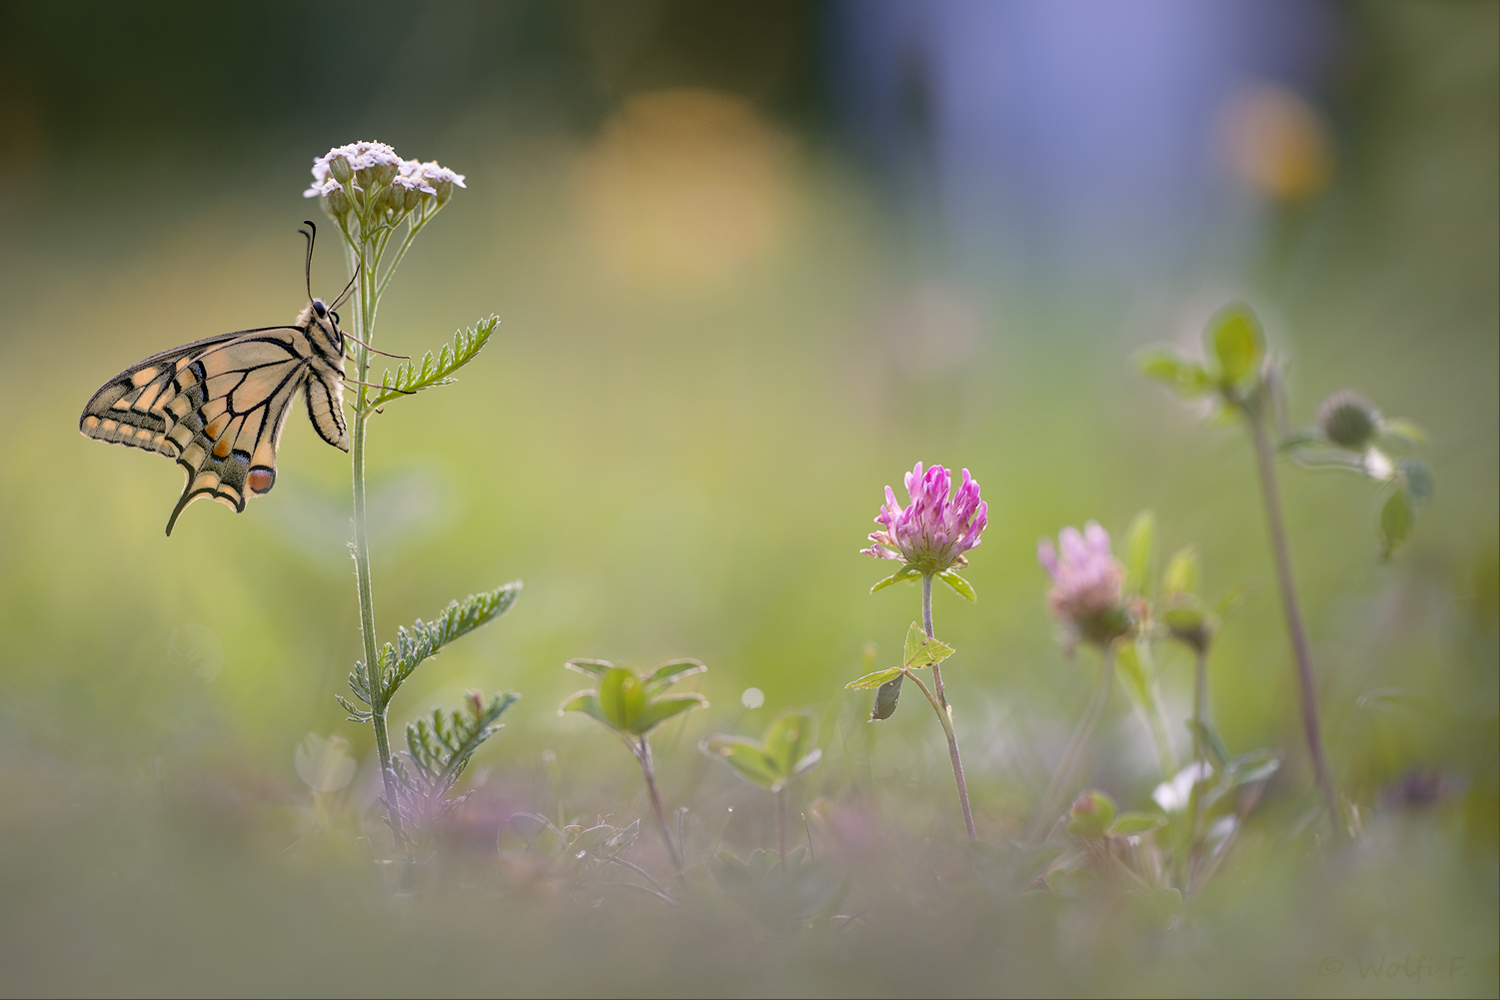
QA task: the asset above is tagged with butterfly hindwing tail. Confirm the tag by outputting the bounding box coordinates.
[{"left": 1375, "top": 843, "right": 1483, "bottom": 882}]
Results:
[{"left": 82, "top": 328, "right": 322, "bottom": 535}]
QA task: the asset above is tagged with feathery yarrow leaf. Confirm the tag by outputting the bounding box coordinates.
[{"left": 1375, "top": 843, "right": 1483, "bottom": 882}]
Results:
[
  {"left": 365, "top": 315, "right": 500, "bottom": 410},
  {"left": 392, "top": 691, "right": 518, "bottom": 830},
  {"left": 342, "top": 581, "right": 521, "bottom": 717}
]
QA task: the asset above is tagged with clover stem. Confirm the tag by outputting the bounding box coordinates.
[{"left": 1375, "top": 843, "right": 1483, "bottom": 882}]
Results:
[
  {"left": 1183, "top": 645, "right": 1209, "bottom": 892},
  {"left": 637, "top": 736, "right": 684, "bottom": 879},
  {"left": 1192, "top": 647, "right": 1207, "bottom": 769},
  {"left": 919, "top": 575, "right": 977, "bottom": 840},
  {"left": 349, "top": 233, "right": 403, "bottom": 850},
  {"left": 1029, "top": 646, "right": 1114, "bottom": 844},
  {"left": 777, "top": 787, "right": 788, "bottom": 872},
  {"left": 1248, "top": 411, "right": 1341, "bottom": 837}
]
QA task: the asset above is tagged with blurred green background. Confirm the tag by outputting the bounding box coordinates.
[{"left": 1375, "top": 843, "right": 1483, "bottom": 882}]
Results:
[{"left": 0, "top": 1, "right": 1494, "bottom": 994}]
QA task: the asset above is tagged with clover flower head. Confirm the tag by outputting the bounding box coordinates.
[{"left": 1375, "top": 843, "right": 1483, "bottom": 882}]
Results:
[
  {"left": 861, "top": 462, "right": 987, "bottom": 577},
  {"left": 1038, "top": 521, "right": 1129, "bottom": 645}
]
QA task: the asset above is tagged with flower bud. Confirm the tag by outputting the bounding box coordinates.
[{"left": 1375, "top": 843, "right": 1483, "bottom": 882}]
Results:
[
  {"left": 328, "top": 155, "right": 354, "bottom": 185},
  {"left": 361, "top": 160, "right": 399, "bottom": 188},
  {"left": 1161, "top": 599, "right": 1212, "bottom": 654},
  {"left": 1067, "top": 790, "right": 1116, "bottom": 840},
  {"left": 323, "top": 184, "right": 351, "bottom": 217},
  {"left": 1317, "top": 390, "right": 1380, "bottom": 449}
]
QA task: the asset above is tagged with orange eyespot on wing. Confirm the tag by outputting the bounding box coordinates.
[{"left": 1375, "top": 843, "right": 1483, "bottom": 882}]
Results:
[{"left": 80, "top": 325, "right": 337, "bottom": 534}]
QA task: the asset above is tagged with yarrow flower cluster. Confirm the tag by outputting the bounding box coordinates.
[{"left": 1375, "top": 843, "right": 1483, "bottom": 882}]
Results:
[
  {"left": 1037, "top": 521, "right": 1130, "bottom": 646},
  {"left": 862, "top": 462, "right": 987, "bottom": 578},
  {"left": 303, "top": 141, "right": 466, "bottom": 225}
]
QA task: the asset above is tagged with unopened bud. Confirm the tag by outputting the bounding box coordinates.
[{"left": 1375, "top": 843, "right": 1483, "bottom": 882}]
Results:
[
  {"left": 323, "top": 184, "right": 351, "bottom": 217},
  {"left": 1066, "top": 790, "right": 1116, "bottom": 840},
  {"left": 328, "top": 155, "right": 354, "bottom": 185},
  {"left": 1318, "top": 390, "right": 1380, "bottom": 449}
]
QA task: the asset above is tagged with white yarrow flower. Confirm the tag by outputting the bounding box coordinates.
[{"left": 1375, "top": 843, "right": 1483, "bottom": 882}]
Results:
[
  {"left": 394, "top": 160, "right": 438, "bottom": 195},
  {"left": 303, "top": 177, "right": 343, "bottom": 199},
  {"left": 411, "top": 160, "right": 466, "bottom": 189}
]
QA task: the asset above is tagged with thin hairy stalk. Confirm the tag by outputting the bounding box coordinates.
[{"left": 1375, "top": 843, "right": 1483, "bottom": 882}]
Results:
[
  {"left": 777, "top": 787, "right": 788, "bottom": 871},
  {"left": 348, "top": 235, "right": 402, "bottom": 847},
  {"left": 922, "top": 575, "right": 976, "bottom": 840},
  {"left": 1029, "top": 647, "right": 1115, "bottom": 844},
  {"left": 1249, "top": 414, "right": 1341, "bottom": 837},
  {"left": 636, "top": 736, "right": 684, "bottom": 879},
  {"left": 375, "top": 215, "right": 432, "bottom": 302},
  {"left": 1175, "top": 646, "right": 1209, "bottom": 893},
  {"left": 1192, "top": 648, "right": 1207, "bottom": 769}
]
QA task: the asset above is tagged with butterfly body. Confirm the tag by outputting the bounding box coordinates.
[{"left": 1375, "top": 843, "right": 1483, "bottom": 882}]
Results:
[{"left": 81, "top": 298, "right": 350, "bottom": 535}]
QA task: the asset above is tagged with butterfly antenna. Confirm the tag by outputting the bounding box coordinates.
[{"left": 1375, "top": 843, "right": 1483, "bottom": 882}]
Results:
[
  {"left": 330, "top": 260, "right": 359, "bottom": 312},
  {"left": 299, "top": 220, "right": 317, "bottom": 303},
  {"left": 342, "top": 328, "right": 409, "bottom": 360}
]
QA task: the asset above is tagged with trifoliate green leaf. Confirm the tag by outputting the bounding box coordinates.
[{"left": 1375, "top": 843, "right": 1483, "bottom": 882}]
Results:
[
  {"left": 1162, "top": 545, "right": 1200, "bottom": 596},
  {"left": 1208, "top": 304, "right": 1264, "bottom": 387},
  {"left": 845, "top": 666, "right": 902, "bottom": 690},
  {"left": 1107, "top": 812, "right": 1167, "bottom": 837},
  {"left": 1124, "top": 510, "right": 1156, "bottom": 597},
  {"left": 938, "top": 569, "right": 976, "bottom": 601},
  {"left": 629, "top": 693, "right": 707, "bottom": 735},
  {"left": 902, "top": 621, "right": 954, "bottom": 669},
  {"left": 1379, "top": 489, "right": 1413, "bottom": 561}
]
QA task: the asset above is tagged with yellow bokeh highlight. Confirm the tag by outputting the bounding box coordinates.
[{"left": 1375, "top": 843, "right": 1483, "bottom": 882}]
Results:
[
  {"left": 575, "top": 88, "right": 792, "bottom": 291},
  {"left": 1219, "top": 82, "right": 1335, "bottom": 201}
]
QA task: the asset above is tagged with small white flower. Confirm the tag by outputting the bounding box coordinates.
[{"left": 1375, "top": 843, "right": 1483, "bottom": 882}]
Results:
[
  {"left": 1152, "top": 760, "right": 1213, "bottom": 812},
  {"left": 307, "top": 141, "right": 403, "bottom": 192},
  {"left": 327, "top": 140, "right": 401, "bottom": 172},
  {"left": 302, "top": 177, "right": 343, "bottom": 199},
  {"left": 410, "top": 160, "right": 466, "bottom": 189},
  {"left": 1364, "top": 448, "right": 1395, "bottom": 481},
  {"left": 394, "top": 160, "right": 438, "bottom": 195}
]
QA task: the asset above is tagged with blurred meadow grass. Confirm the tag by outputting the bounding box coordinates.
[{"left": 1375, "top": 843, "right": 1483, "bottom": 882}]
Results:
[{"left": 0, "top": 0, "right": 1495, "bottom": 995}]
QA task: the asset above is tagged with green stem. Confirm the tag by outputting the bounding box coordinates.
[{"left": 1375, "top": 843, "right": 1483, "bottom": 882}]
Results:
[
  {"left": 922, "top": 575, "right": 976, "bottom": 840},
  {"left": 348, "top": 230, "right": 402, "bottom": 848},
  {"left": 1029, "top": 646, "right": 1114, "bottom": 844},
  {"left": 375, "top": 215, "right": 429, "bottom": 303},
  {"left": 777, "top": 786, "right": 787, "bottom": 872},
  {"left": 1182, "top": 645, "right": 1209, "bottom": 894},
  {"left": 1249, "top": 411, "right": 1341, "bottom": 837},
  {"left": 1192, "top": 647, "right": 1207, "bottom": 768},
  {"left": 637, "top": 736, "right": 684, "bottom": 879}
]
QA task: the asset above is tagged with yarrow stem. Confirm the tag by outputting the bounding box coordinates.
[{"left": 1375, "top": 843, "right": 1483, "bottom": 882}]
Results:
[
  {"left": 349, "top": 248, "right": 401, "bottom": 846},
  {"left": 308, "top": 141, "right": 466, "bottom": 851}
]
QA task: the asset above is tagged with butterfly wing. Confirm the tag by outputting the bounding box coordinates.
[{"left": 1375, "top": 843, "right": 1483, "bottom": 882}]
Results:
[{"left": 81, "top": 327, "right": 330, "bottom": 535}]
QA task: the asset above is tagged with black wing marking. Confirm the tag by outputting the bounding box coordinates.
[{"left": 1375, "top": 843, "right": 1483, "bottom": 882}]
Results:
[{"left": 81, "top": 327, "right": 319, "bottom": 534}]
